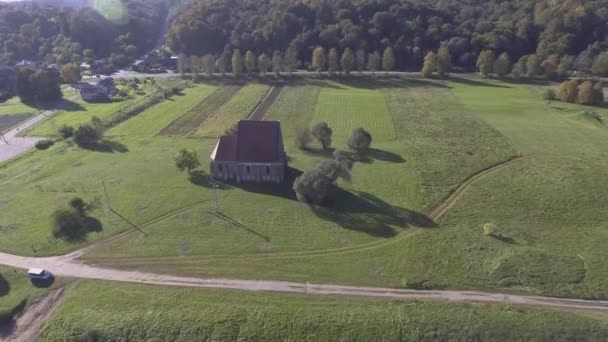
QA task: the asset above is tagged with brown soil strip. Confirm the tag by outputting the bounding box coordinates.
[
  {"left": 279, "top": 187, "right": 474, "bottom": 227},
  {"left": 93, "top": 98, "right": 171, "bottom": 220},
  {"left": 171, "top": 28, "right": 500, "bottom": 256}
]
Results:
[
  {"left": 248, "top": 86, "right": 283, "bottom": 121},
  {"left": 159, "top": 85, "right": 242, "bottom": 136},
  {"left": 5, "top": 288, "right": 64, "bottom": 342}
]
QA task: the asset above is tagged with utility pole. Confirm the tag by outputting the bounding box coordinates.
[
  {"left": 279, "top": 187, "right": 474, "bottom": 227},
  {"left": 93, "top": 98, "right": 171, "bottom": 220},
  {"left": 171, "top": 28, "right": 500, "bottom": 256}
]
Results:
[{"left": 210, "top": 180, "right": 220, "bottom": 213}]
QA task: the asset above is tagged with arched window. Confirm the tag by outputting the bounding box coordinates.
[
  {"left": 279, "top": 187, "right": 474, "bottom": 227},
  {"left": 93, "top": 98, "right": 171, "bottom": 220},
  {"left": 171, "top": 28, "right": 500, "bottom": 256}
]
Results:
[
  {"left": 218, "top": 164, "right": 223, "bottom": 172},
  {"left": 246, "top": 166, "right": 250, "bottom": 173},
  {"left": 266, "top": 166, "right": 270, "bottom": 174}
]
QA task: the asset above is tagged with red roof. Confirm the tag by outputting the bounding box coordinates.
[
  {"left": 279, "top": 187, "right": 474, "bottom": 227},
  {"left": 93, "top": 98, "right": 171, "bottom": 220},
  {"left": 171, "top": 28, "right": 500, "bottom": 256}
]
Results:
[
  {"left": 213, "top": 120, "right": 285, "bottom": 163},
  {"left": 214, "top": 135, "right": 237, "bottom": 161}
]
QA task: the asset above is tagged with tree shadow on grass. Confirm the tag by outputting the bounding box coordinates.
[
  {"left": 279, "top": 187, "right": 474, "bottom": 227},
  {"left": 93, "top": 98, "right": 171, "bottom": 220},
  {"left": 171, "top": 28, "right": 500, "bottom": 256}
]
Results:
[
  {"left": 447, "top": 76, "right": 512, "bottom": 88},
  {"left": 61, "top": 216, "right": 103, "bottom": 243},
  {"left": 302, "top": 147, "right": 335, "bottom": 158},
  {"left": 311, "top": 189, "right": 436, "bottom": 238},
  {"left": 335, "top": 76, "right": 450, "bottom": 89},
  {"left": 0, "top": 274, "right": 9, "bottom": 297},
  {"left": 24, "top": 98, "right": 85, "bottom": 112},
  {"left": 78, "top": 140, "right": 129, "bottom": 153},
  {"left": 355, "top": 148, "right": 406, "bottom": 164}
]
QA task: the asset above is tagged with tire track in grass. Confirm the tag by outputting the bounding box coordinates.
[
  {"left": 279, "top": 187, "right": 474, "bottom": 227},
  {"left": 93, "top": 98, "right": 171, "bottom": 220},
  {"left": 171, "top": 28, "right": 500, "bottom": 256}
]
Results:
[
  {"left": 83, "top": 156, "right": 532, "bottom": 265},
  {"left": 159, "top": 85, "right": 242, "bottom": 136}
]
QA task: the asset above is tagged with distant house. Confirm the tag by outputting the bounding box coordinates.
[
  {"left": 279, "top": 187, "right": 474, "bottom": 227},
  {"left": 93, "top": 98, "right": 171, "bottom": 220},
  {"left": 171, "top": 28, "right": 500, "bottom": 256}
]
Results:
[
  {"left": 210, "top": 120, "right": 287, "bottom": 184},
  {"left": 15, "top": 60, "right": 37, "bottom": 68},
  {"left": 79, "top": 78, "right": 115, "bottom": 102}
]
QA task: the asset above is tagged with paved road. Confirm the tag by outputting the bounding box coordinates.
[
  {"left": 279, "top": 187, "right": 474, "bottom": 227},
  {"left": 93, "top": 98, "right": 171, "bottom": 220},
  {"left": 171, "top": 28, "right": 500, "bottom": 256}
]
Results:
[
  {"left": 0, "top": 95, "right": 80, "bottom": 163},
  {"left": 0, "top": 250, "right": 607, "bottom": 312}
]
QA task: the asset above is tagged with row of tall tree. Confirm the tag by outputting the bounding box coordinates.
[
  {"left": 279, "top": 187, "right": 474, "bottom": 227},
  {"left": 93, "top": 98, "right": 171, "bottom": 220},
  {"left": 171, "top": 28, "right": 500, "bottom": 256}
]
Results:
[
  {"left": 177, "top": 46, "right": 398, "bottom": 77},
  {"left": 168, "top": 0, "right": 608, "bottom": 75}
]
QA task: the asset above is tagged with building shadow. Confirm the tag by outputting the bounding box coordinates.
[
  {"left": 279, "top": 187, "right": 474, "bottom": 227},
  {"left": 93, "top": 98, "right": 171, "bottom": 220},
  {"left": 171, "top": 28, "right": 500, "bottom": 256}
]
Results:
[
  {"left": 78, "top": 140, "right": 129, "bottom": 153},
  {"left": 311, "top": 190, "right": 436, "bottom": 238},
  {"left": 231, "top": 167, "right": 302, "bottom": 200},
  {"left": 189, "top": 170, "right": 232, "bottom": 189}
]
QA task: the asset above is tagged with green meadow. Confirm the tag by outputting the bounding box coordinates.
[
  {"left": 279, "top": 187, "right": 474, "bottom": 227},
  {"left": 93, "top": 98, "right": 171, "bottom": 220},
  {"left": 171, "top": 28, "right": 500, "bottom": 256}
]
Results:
[
  {"left": 40, "top": 281, "right": 608, "bottom": 342},
  {"left": 1, "top": 77, "right": 607, "bottom": 301}
]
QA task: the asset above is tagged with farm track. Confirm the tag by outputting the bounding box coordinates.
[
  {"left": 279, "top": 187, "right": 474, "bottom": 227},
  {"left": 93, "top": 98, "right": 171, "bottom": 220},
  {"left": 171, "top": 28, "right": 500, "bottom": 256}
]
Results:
[
  {"left": 83, "top": 155, "right": 530, "bottom": 265},
  {"left": 159, "top": 85, "right": 242, "bottom": 136},
  {"left": 248, "top": 86, "right": 284, "bottom": 121}
]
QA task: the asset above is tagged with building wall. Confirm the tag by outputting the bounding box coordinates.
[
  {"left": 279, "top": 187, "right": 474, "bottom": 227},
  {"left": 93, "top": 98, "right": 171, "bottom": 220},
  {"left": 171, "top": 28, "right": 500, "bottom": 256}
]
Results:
[{"left": 211, "top": 161, "right": 285, "bottom": 184}]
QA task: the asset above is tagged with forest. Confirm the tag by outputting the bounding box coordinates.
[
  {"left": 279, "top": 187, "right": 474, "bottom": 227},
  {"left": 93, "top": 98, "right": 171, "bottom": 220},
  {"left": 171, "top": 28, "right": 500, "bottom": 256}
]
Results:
[
  {"left": 168, "top": 0, "right": 608, "bottom": 73},
  {"left": 0, "top": 0, "right": 167, "bottom": 69}
]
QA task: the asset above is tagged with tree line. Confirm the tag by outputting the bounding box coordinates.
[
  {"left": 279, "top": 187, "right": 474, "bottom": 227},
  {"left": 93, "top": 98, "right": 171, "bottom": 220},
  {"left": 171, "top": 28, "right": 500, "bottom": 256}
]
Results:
[
  {"left": 175, "top": 46, "right": 608, "bottom": 80},
  {"left": 168, "top": 0, "right": 608, "bottom": 76}
]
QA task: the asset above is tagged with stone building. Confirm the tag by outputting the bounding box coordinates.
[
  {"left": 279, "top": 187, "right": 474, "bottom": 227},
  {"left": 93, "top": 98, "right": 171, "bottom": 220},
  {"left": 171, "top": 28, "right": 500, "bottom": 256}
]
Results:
[{"left": 210, "top": 120, "right": 286, "bottom": 183}]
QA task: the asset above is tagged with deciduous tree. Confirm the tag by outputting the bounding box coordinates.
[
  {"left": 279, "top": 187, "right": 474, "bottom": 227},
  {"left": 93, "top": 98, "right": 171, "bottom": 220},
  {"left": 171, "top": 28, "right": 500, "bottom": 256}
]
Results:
[
  {"left": 232, "top": 49, "right": 243, "bottom": 77},
  {"left": 245, "top": 50, "right": 257, "bottom": 75},
  {"left": 347, "top": 128, "right": 372, "bottom": 151},
  {"left": 258, "top": 53, "right": 270, "bottom": 76},
  {"left": 312, "top": 122, "right": 332, "bottom": 150},
  {"left": 60, "top": 63, "right": 81, "bottom": 83},
  {"left": 340, "top": 48, "right": 355, "bottom": 75},
  {"left": 436, "top": 47, "right": 451, "bottom": 77},
  {"left": 382, "top": 47, "right": 395, "bottom": 74},
  {"left": 493, "top": 52, "right": 511, "bottom": 78},
  {"left": 367, "top": 51, "right": 381, "bottom": 75},
  {"left": 356, "top": 48, "right": 366, "bottom": 74},
  {"left": 272, "top": 51, "right": 284, "bottom": 77},
  {"left": 421, "top": 51, "right": 437, "bottom": 78},
  {"left": 202, "top": 54, "right": 215, "bottom": 76},
  {"left": 557, "top": 80, "right": 578, "bottom": 103},
  {"left": 312, "top": 47, "right": 326, "bottom": 74},
  {"left": 526, "top": 54, "right": 540, "bottom": 76},
  {"left": 476, "top": 50, "right": 495, "bottom": 77},
  {"left": 328, "top": 48, "right": 339, "bottom": 75},
  {"left": 175, "top": 149, "right": 200, "bottom": 175}
]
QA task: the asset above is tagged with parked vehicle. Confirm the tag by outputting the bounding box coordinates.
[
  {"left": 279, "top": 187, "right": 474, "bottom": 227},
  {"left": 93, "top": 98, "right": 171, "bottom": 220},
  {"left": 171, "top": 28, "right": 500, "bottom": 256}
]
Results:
[{"left": 27, "top": 268, "right": 53, "bottom": 280}]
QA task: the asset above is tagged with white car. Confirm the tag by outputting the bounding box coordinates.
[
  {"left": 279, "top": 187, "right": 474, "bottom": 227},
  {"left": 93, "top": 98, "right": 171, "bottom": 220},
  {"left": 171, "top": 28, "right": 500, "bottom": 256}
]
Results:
[{"left": 27, "top": 268, "right": 53, "bottom": 280}]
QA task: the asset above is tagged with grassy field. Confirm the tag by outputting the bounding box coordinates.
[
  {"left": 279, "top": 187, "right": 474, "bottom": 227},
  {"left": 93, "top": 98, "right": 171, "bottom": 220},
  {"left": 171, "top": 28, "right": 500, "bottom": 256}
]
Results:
[
  {"left": 40, "top": 281, "right": 608, "bottom": 342},
  {"left": 314, "top": 82, "right": 397, "bottom": 143},
  {"left": 0, "top": 96, "right": 38, "bottom": 117},
  {"left": 195, "top": 84, "right": 269, "bottom": 137},
  {"left": 109, "top": 84, "right": 217, "bottom": 137},
  {"left": 2, "top": 77, "right": 608, "bottom": 301},
  {"left": 25, "top": 83, "right": 159, "bottom": 137},
  {"left": 160, "top": 85, "right": 240, "bottom": 136},
  {"left": 450, "top": 78, "right": 608, "bottom": 156}
]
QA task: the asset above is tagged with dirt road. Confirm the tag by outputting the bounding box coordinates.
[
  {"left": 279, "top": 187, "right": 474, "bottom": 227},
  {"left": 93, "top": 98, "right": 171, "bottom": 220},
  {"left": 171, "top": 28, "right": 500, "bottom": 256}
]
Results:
[
  {"left": 0, "top": 95, "right": 80, "bottom": 163},
  {"left": 0, "top": 250, "right": 607, "bottom": 312}
]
